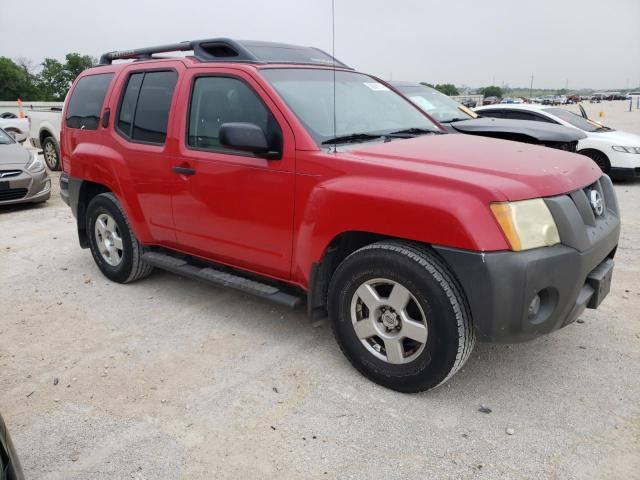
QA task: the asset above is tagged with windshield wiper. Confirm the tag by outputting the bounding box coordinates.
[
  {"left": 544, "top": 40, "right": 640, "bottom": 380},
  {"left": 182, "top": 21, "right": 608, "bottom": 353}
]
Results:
[
  {"left": 442, "top": 117, "right": 469, "bottom": 123},
  {"left": 387, "top": 127, "right": 440, "bottom": 137},
  {"left": 321, "top": 133, "right": 384, "bottom": 145}
]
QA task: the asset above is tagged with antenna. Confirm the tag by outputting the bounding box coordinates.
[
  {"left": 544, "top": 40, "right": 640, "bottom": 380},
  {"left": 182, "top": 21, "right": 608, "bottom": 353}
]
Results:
[{"left": 331, "top": 0, "right": 337, "bottom": 153}]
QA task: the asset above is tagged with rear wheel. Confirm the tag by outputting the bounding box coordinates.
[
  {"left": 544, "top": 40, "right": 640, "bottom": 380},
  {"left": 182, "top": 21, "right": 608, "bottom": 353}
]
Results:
[
  {"left": 328, "top": 241, "right": 475, "bottom": 393},
  {"left": 87, "top": 193, "right": 153, "bottom": 283},
  {"left": 42, "top": 136, "right": 61, "bottom": 171},
  {"left": 579, "top": 149, "right": 610, "bottom": 174}
]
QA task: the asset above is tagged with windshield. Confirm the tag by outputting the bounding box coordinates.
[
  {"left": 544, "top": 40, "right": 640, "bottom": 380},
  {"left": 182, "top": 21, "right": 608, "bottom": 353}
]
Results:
[
  {"left": 261, "top": 69, "right": 440, "bottom": 145},
  {"left": 543, "top": 108, "right": 610, "bottom": 132},
  {"left": 0, "top": 128, "right": 15, "bottom": 144},
  {"left": 395, "top": 84, "right": 473, "bottom": 123}
]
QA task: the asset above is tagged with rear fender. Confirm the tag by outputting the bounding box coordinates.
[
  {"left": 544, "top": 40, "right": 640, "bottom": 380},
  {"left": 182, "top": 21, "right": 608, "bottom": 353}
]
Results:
[{"left": 69, "top": 142, "right": 153, "bottom": 243}]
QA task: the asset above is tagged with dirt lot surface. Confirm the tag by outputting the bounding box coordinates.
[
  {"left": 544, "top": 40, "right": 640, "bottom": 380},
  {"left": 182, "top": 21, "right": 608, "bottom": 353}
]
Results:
[{"left": 1, "top": 101, "right": 639, "bottom": 479}]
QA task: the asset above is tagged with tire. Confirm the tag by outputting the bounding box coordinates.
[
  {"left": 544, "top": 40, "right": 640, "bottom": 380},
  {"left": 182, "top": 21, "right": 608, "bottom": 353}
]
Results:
[
  {"left": 328, "top": 241, "right": 475, "bottom": 393},
  {"left": 86, "top": 192, "right": 153, "bottom": 283},
  {"left": 579, "top": 149, "right": 610, "bottom": 174},
  {"left": 42, "top": 136, "right": 61, "bottom": 171}
]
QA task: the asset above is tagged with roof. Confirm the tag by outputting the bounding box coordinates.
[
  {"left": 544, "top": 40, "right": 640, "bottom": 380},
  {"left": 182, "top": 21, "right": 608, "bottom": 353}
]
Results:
[
  {"left": 99, "top": 38, "right": 351, "bottom": 69},
  {"left": 475, "top": 104, "right": 550, "bottom": 111}
]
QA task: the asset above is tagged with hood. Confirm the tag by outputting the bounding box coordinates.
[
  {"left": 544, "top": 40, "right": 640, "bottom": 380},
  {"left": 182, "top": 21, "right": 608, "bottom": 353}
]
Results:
[
  {"left": 343, "top": 134, "right": 601, "bottom": 201},
  {"left": 450, "top": 117, "right": 586, "bottom": 142},
  {"left": 0, "top": 143, "right": 30, "bottom": 167},
  {"left": 590, "top": 129, "right": 640, "bottom": 144}
]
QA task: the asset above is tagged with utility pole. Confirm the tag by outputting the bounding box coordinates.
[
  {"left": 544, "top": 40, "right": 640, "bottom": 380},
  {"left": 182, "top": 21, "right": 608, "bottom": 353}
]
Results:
[{"left": 530, "top": 74, "right": 534, "bottom": 99}]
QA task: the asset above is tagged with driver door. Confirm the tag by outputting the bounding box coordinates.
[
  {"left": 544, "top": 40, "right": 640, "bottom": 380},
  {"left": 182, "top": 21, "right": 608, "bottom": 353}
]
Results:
[{"left": 171, "top": 69, "right": 296, "bottom": 279}]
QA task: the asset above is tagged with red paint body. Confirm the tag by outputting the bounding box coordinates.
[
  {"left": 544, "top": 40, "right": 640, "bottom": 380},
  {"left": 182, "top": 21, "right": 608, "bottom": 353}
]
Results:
[{"left": 61, "top": 58, "right": 601, "bottom": 291}]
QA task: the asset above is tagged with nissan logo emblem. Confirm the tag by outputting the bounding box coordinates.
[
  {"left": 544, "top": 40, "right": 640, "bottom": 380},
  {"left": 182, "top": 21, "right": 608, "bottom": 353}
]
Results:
[{"left": 590, "top": 190, "right": 604, "bottom": 216}]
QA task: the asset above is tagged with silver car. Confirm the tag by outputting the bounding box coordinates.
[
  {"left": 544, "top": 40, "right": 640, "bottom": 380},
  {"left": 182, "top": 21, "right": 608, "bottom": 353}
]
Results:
[{"left": 0, "top": 127, "right": 50, "bottom": 205}]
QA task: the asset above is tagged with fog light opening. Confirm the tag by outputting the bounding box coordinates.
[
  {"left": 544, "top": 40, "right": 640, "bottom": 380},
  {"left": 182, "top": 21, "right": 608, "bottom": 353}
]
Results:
[{"left": 528, "top": 294, "right": 541, "bottom": 319}]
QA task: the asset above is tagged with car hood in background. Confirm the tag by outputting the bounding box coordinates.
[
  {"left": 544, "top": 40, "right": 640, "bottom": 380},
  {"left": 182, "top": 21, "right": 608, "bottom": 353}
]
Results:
[
  {"left": 588, "top": 128, "right": 640, "bottom": 144},
  {"left": 448, "top": 117, "right": 587, "bottom": 142},
  {"left": 0, "top": 143, "right": 30, "bottom": 167}
]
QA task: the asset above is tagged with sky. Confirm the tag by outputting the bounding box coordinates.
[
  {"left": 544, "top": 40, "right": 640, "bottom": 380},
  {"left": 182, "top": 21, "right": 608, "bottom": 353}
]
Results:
[{"left": 1, "top": 0, "right": 639, "bottom": 90}]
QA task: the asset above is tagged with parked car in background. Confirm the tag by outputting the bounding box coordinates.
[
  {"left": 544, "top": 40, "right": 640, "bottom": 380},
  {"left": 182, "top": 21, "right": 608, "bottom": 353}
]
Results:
[
  {"left": 0, "top": 127, "right": 50, "bottom": 204},
  {"left": 460, "top": 97, "right": 476, "bottom": 108},
  {"left": 28, "top": 106, "right": 63, "bottom": 170},
  {"left": 392, "top": 82, "right": 585, "bottom": 151},
  {"left": 475, "top": 103, "right": 640, "bottom": 178},
  {"left": 482, "top": 96, "right": 500, "bottom": 105},
  {"left": 0, "top": 412, "right": 25, "bottom": 480},
  {"left": 60, "top": 38, "right": 619, "bottom": 392},
  {"left": 0, "top": 115, "right": 29, "bottom": 143}
]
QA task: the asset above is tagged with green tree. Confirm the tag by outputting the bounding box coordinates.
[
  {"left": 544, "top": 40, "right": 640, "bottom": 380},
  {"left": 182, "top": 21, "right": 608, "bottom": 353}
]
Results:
[
  {"left": 434, "top": 83, "right": 459, "bottom": 96},
  {"left": 420, "top": 82, "right": 435, "bottom": 88},
  {"left": 479, "top": 85, "right": 503, "bottom": 98},
  {"left": 38, "top": 53, "right": 95, "bottom": 101},
  {"left": 0, "top": 57, "right": 41, "bottom": 100}
]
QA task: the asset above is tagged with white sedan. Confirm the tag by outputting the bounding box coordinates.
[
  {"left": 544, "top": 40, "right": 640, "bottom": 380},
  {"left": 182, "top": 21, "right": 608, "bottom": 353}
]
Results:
[
  {"left": 0, "top": 113, "right": 29, "bottom": 143},
  {"left": 474, "top": 103, "right": 640, "bottom": 179}
]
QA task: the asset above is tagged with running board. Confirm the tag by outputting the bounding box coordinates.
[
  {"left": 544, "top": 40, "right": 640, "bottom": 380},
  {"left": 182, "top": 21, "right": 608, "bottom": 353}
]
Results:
[{"left": 142, "top": 251, "right": 303, "bottom": 309}]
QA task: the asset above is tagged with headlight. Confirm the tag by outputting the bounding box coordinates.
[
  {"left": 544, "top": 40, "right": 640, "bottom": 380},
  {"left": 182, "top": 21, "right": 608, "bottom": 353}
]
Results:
[
  {"left": 490, "top": 199, "right": 560, "bottom": 251},
  {"left": 612, "top": 146, "right": 640, "bottom": 154},
  {"left": 25, "top": 152, "right": 45, "bottom": 173}
]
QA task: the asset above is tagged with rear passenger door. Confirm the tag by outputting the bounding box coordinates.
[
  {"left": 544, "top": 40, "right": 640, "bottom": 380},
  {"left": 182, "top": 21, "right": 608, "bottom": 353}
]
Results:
[
  {"left": 108, "top": 65, "right": 182, "bottom": 244},
  {"left": 170, "top": 68, "right": 296, "bottom": 279}
]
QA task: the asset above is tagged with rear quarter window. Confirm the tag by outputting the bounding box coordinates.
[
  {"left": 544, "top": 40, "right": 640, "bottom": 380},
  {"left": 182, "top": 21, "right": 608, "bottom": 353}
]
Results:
[{"left": 66, "top": 73, "right": 114, "bottom": 130}]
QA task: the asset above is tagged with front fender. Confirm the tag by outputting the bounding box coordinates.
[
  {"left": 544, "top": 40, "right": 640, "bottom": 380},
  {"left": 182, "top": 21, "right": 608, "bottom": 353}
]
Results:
[{"left": 292, "top": 175, "right": 510, "bottom": 284}]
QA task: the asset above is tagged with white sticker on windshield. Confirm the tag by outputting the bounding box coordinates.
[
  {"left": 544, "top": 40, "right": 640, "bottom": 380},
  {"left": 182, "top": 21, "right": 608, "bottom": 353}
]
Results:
[
  {"left": 409, "top": 96, "right": 435, "bottom": 111},
  {"left": 364, "top": 82, "right": 390, "bottom": 91}
]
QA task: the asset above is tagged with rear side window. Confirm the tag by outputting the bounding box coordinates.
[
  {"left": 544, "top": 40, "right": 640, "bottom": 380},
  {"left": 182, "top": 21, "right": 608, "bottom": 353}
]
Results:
[
  {"left": 66, "top": 73, "right": 114, "bottom": 130},
  {"left": 187, "top": 76, "right": 281, "bottom": 154},
  {"left": 117, "top": 70, "right": 178, "bottom": 144}
]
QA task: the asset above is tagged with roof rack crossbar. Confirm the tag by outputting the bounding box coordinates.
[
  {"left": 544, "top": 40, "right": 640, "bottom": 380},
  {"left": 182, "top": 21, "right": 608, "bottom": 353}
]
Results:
[
  {"left": 98, "top": 38, "right": 351, "bottom": 69},
  {"left": 99, "top": 38, "right": 260, "bottom": 65}
]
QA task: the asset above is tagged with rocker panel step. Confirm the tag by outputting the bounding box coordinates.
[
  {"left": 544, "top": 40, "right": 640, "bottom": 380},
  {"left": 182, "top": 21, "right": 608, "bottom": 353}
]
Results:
[{"left": 142, "top": 251, "right": 303, "bottom": 308}]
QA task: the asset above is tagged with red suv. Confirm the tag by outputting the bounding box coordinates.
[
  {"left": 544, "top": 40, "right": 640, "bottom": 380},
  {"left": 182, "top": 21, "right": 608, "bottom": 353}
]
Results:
[{"left": 60, "top": 39, "right": 620, "bottom": 392}]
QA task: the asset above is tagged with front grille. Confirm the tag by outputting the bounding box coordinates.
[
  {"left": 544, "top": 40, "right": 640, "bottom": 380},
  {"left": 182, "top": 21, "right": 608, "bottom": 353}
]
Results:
[
  {"left": 545, "top": 175, "right": 619, "bottom": 253},
  {"left": 0, "top": 188, "right": 28, "bottom": 201},
  {"left": 0, "top": 170, "right": 22, "bottom": 178}
]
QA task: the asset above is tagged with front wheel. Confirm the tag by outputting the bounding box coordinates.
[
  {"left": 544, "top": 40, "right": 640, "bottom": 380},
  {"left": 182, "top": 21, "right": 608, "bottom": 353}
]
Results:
[
  {"left": 87, "top": 193, "right": 153, "bottom": 283},
  {"left": 579, "top": 149, "right": 610, "bottom": 174},
  {"left": 328, "top": 241, "right": 475, "bottom": 393}
]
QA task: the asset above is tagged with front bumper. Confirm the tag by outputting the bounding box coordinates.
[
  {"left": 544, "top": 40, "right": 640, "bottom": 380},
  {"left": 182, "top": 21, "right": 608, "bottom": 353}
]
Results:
[
  {"left": 0, "top": 168, "right": 50, "bottom": 205},
  {"left": 609, "top": 166, "right": 640, "bottom": 179},
  {"left": 435, "top": 241, "right": 617, "bottom": 343},
  {"left": 435, "top": 175, "right": 621, "bottom": 343}
]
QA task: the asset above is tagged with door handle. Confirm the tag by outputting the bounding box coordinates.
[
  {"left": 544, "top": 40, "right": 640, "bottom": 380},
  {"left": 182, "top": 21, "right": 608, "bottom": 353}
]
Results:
[{"left": 173, "top": 166, "right": 196, "bottom": 176}]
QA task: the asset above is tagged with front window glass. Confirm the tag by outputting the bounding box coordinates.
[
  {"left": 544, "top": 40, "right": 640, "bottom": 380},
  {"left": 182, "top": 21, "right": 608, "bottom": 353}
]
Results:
[
  {"left": 543, "top": 108, "right": 608, "bottom": 132},
  {"left": 261, "top": 69, "right": 439, "bottom": 145},
  {"left": 188, "top": 76, "right": 281, "bottom": 154},
  {"left": 395, "top": 84, "right": 473, "bottom": 123}
]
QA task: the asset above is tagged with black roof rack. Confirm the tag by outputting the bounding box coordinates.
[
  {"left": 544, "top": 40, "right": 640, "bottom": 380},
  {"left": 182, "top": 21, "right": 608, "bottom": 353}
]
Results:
[{"left": 99, "top": 38, "right": 351, "bottom": 69}]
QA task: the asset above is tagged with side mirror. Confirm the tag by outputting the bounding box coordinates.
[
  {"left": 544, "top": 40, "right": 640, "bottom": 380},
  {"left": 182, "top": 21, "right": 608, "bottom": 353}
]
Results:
[
  {"left": 219, "top": 122, "right": 278, "bottom": 158},
  {"left": 6, "top": 131, "right": 17, "bottom": 140}
]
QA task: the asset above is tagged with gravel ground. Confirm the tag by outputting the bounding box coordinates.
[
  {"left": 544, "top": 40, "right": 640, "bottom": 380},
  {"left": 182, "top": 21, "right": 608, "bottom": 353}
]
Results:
[{"left": 1, "top": 101, "right": 639, "bottom": 479}]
